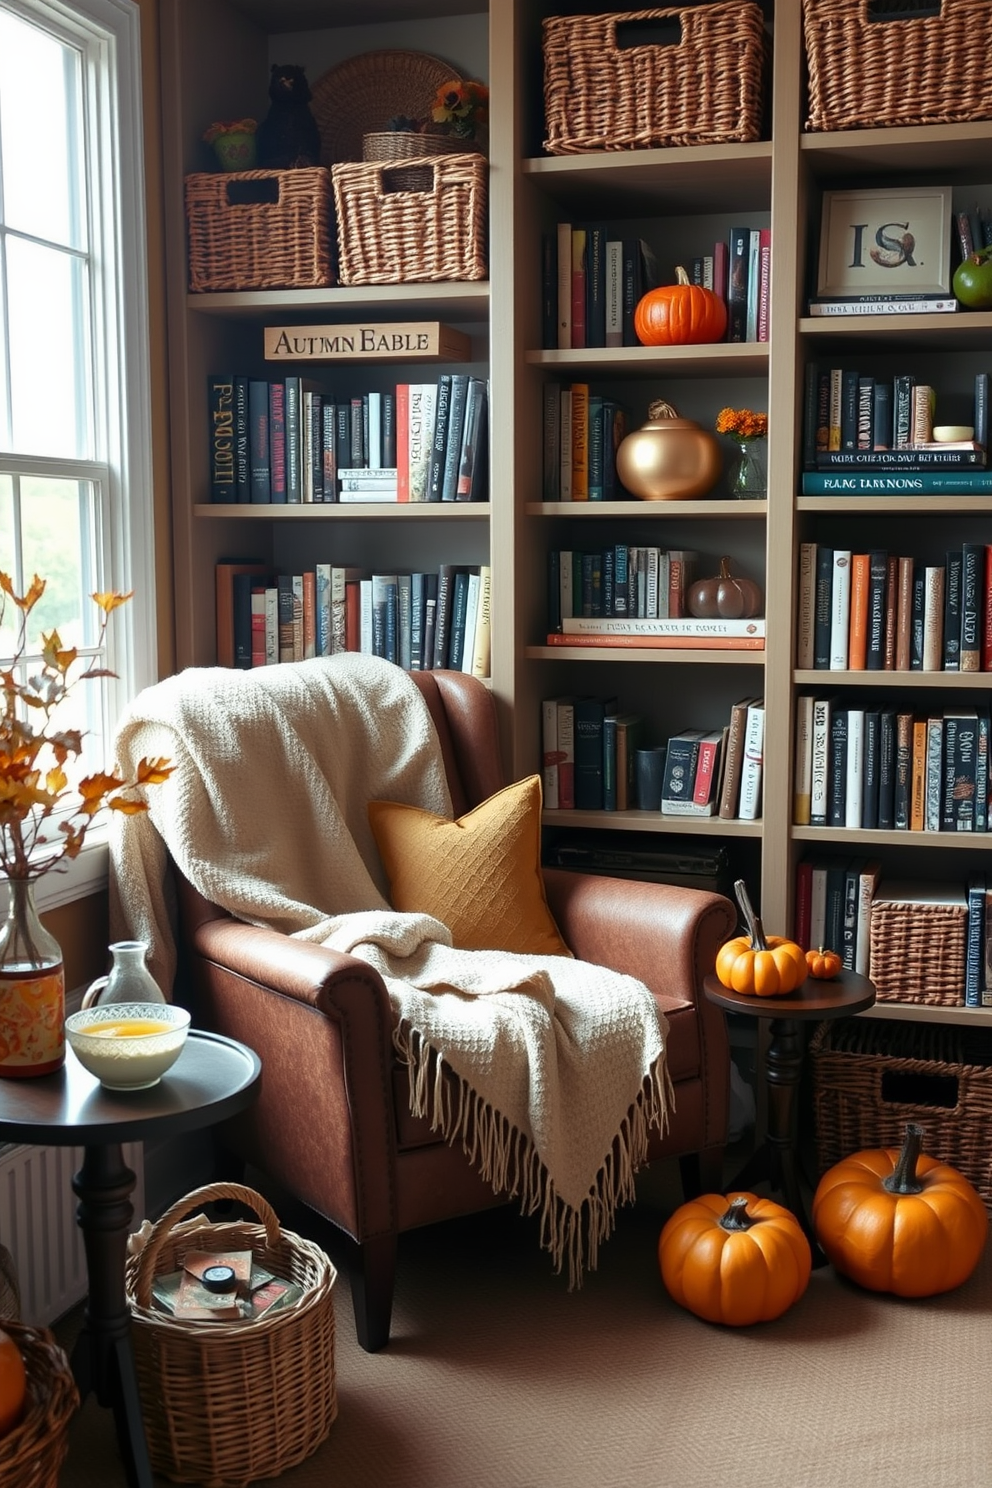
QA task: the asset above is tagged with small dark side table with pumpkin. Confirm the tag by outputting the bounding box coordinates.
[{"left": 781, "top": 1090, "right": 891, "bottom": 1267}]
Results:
[
  {"left": 703, "top": 970, "right": 876, "bottom": 1262},
  {"left": 0, "top": 1029, "right": 261, "bottom": 1488}
]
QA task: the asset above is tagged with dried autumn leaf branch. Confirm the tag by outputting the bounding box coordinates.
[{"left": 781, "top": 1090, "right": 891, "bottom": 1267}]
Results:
[{"left": 0, "top": 573, "right": 172, "bottom": 880}]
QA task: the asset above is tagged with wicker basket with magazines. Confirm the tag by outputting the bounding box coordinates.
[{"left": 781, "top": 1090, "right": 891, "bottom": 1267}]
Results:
[
  {"left": 125, "top": 1181, "right": 337, "bottom": 1486},
  {"left": 0, "top": 1320, "right": 78, "bottom": 1488}
]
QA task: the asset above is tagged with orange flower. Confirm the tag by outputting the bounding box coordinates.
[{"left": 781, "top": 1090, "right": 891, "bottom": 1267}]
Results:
[
  {"left": 715, "top": 407, "right": 768, "bottom": 440},
  {"left": 431, "top": 78, "right": 488, "bottom": 138},
  {"left": 0, "top": 574, "right": 172, "bottom": 881}
]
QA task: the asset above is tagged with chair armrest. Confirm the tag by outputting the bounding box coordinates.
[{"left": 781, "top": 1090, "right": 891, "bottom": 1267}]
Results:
[
  {"left": 185, "top": 917, "right": 400, "bottom": 1242},
  {"left": 542, "top": 869, "right": 736, "bottom": 1005}
]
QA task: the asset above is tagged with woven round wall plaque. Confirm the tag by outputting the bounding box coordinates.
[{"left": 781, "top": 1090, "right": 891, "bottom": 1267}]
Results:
[{"left": 312, "top": 48, "right": 461, "bottom": 166}]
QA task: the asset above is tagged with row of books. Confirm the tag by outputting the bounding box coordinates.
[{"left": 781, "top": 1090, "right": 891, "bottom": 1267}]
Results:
[
  {"left": 216, "top": 560, "right": 491, "bottom": 677},
  {"left": 541, "top": 383, "right": 628, "bottom": 501},
  {"left": 542, "top": 693, "right": 764, "bottom": 821},
  {"left": 548, "top": 546, "right": 700, "bottom": 625},
  {"left": 793, "top": 697, "right": 991, "bottom": 834},
  {"left": 207, "top": 373, "right": 489, "bottom": 504},
  {"left": 797, "top": 543, "right": 992, "bottom": 673},
  {"left": 539, "top": 224, "right": 771, "bottom": 349},
  {"left": 801, "top": 366, "right": 988, "bottom": 470},
  {"left": 794, "top": 858, "right": 992, "bottom": 1008}
]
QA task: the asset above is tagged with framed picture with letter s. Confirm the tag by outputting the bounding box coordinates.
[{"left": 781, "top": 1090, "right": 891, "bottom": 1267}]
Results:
[{"left": 816, "top": 186, "right": 953, "bottom": 299}]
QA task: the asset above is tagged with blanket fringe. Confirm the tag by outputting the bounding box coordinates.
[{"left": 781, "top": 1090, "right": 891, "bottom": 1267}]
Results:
[{"left": 395, "top": 1024, "right": 672, "bottom": 1289}]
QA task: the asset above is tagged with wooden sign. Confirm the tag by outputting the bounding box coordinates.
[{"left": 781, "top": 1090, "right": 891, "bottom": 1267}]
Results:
[{"left": 264, "top": 321, "right": 470, "bottom": 363}]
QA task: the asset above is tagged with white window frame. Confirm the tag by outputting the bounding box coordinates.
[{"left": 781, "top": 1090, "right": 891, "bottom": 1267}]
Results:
[{"left": 0, "top": 0, "right": 155, "bottom": 910}]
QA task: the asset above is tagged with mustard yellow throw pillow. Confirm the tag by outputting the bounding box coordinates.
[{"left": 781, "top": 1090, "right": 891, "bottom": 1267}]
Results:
[{"left": 368, "top": 774, "right": 571, "bottom": 957}]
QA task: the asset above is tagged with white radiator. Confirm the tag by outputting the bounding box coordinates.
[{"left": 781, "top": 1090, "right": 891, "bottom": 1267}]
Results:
[{"left": 0, "top": 1140, "right": 144, "bottom": 1326}]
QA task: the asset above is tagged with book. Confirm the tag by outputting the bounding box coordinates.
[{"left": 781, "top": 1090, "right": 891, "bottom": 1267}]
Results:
[
  {"left": 844, "top": 707, "right": 865, "bottom": 829},
  {"left": 943, "top": 550, "right": 962, "bottom": 670},
  {"left": 965, "top": 872, "right": 986, "bottom": 1007},
  {"left": 801, "top": 470, "right": 992, "bottom": 493},
  {"left": 813, "top": 545, "right": 834, "bottom": 669},
  {"left": 395, "top": 382, "right": 410, "bottom": 501},
  {"left": 207, "top": 373, "right": 236, "bottom": 502},
  {"left": 796, "top": 542, "right": 817, "bottom": 668},
  {"left": 447, "top": 566, "right": 476, "bottom": 671},
  {"left": 441, "top": 374, "right": 470, "bottom": 502},
  {"left": 794, "top": 858, "right": 813, "bottom": 949},
  {"left": 815, "top": 449, "right": 986, "bottom": 468},
  {"left": 893, "top": 710, "right": 914, "bottom": 829},
  {"left": 575, "top": 695, "right": 618, "bottom": 809},
  {"left": 718, "top": 696, "right": 760, "bottom": 820},
  {"left": 569, "top": 381, "right": 589, "bottom": 500},
  {"left": 544, "top": 632, "right": 766, "bottom": 651},
  {"left": 407, "top": 382, "right": 436, "bottom": 502},
  {"left": 828, "top": 705, "right": 848, "bottom": 828},
  {"left": 660, "top": 729, "right": 706, "bottom": 815},
  {"left": 810, "top": 694, "right": 833, "bottom": 827},
  {"left": 807, "top": 297, "right": 958, "bottom": 316},
  {"left": 922, "top": 565, "right": 945, "bottom": 671},
  {"left": 692, "top": 729, "right": 725, "bottom": 812},
  {"left": 960, "top": 541, "right": 983, "bottom": 670},
  {"left": 542, "top": 698, "right": 562, "bottom": 809},
  {"left": 570, "top": 226, "right": 587, "bottom": 349},
  {"left": 605, "top": 238, "right": 624, "bottom": 347},
  {"left": 267, "top": 380, "right": 287, "bottom": 503},
  {"left": 215, "top": 561, "right": 269, "bottom": 668},
  {"left": 456, "top": 377, "right": 488, "bottom": 501},
  {"left": 828, "top": 550, "right": 851, "bottom": 669},
  {"left": 737, "top": 700, "right": 765, "bottom": 821},
  {"left": 556, "top": 221, "right": 572, "bottom": 349},
  {"left": 247, "top": 379, "right": 271, "bottom": 502},
  {"left": 615, "top": 714, "right": 646, "bottom": 811},
  {"left": 895, "top": 556, "right": 913, "bottom": 671},
  {"left": 469, "top": 565, "right": 492, "bottom": 678},
  {"left": 866, "top": 550, "right": 887, "bottom": 670},
  {"left": 586, "top": 224, "right": 606, "bottom": 347},
  {"left": 793, "top": 694, "right": 814, "bottom": 825},
  {"left": 862, "top": 708, "right": 881, "bottom": 830},
  {"left": 556, "top": 697, "right": 576, "bottom": 809},
  {"left": 726, "top": 226, "right": 749, "bottom": 342},
  {"left": 427, "top": 372, "right": 452, "bottom": 501},
  {"left": 560, "top": 616, "right": 765, "bottom": 638},
  {"left": 943, "top": 709, "right": 979, "bottom": 831},
  {"left": 847, "top": 552, "right": 870, "bottom": 669},
  {"left": 855, "top": 859, "right": 882, "bottom": 976}
]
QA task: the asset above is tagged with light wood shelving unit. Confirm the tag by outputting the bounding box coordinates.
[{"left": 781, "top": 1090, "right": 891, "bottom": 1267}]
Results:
[{"left": 159, "top": 0, "right": 992, "bottom": 1028}]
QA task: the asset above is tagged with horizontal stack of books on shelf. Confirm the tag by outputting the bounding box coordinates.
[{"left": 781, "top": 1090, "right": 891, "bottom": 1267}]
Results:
[
  {"left": 541, "top": 222, "right": 771, "bottom": 349},
  {"left": 797, "top": 542, "right": 992, "bottom": 673},
  {"left": 546, "top": 546, "right": 765, "bottom": 650},
  {"left": 801, "top": 367, "right": 988, "bottom": 494},
  {"left": 794, "top": 857, "right": 992, "bottom": 1009},
  {"left": 794, "top": 694, "right": 990, "bottom": 833},
  {"left": 206, "top": 372, "right": 488, "bottom": 504},
  {"left": 542, "top": 692, "right": 764, "bottom": 822},
  {"left": 216, "top": 560, "right": 491, "bottom": 677}
]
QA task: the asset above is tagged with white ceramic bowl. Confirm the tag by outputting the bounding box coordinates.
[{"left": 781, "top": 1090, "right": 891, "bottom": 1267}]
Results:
[{"left": 65, "top": 1002, "right": 191, "bottom": 1090}]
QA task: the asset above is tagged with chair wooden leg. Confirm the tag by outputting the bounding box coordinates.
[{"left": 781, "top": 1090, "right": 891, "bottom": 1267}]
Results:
[
  {"left": 678, "top": 1147, "right": 725, "bottom": 1201},
  {"left": 350, "top": 1232, "right": 398, "bottom": 1353}
]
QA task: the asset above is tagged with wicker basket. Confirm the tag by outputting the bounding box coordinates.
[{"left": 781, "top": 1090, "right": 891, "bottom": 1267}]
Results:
[
  {"left": 803, "top": 0, "right": 992, "bottom": 133},
  {"left": 542, "top": 5, "right": 769, "bottom": 154},
  {"left": 869, "top": 891, "right": 968, "bottom": 1007},
  {"left": 362, "top": 130, "right": 467, "bottom": 192},
  {"left": 184, "top": 168, "right": 335, "bottom": 293},
  {"left": 332, "top": 153, "right": 487, "bottom": 285},
  {"left": 811, "top": 1017, "right": 992, "bottom": 1206},
  {"left": 0, "top": 1320, "right": 78, "bottom": 1488},
  {"left": 125, "top": 1182, "right": 337, "bottom": 1487}
]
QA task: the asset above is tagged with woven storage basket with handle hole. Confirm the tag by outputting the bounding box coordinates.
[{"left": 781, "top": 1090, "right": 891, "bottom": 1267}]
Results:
[
  {"left": 802, "top": 0, "right": 992, "bottom": 132},
  {"left": 542, "top": 4, "right": 769, "bottom": 154},
  {"left": 184, "top": 167, "right": 334, "bottom": 292},
  {"left": 0, "top": 1320, "right": 78, "bottom": 1488},
  {"left": 868, "top": 897, "right": 968, "bottom": 1006},
  {"left": 125, "top": 1181, "right": 337, "bottom": 1487}
]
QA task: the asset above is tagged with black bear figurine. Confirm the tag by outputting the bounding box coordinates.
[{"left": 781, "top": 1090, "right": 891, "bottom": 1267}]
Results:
[{"left": 255, "top": 64, "right": 322, "bottom": 170}]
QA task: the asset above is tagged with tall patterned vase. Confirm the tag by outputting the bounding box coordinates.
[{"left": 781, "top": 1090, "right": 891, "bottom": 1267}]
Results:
[{"left": 0, "top": 879, "right": 65, "bottom": 1078}]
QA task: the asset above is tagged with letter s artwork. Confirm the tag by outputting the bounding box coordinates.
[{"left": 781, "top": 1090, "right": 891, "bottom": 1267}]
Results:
[{"left": 869, "top": 221, "right": 916, "bottom": 270}]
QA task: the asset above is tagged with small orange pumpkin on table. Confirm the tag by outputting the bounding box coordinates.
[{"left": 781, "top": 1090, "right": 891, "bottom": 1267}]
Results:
[
  {"left": 805, "top": 945, "right": 842, "bottom": 980},
  {"left": 714, "top": 880, "right": 808, "bottom": 998}
]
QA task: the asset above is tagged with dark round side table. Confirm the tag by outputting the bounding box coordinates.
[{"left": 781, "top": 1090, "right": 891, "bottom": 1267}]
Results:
[
  {"left": 0, "top": 1029, "right": 261, "bottom": 1488},
  {"left": 703, "top": 969, "right": 875, "bottom": 1263}
]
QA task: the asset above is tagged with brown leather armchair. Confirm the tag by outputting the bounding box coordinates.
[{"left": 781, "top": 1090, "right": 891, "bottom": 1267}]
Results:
[{"left": 173, "top": 669, "right": 735, "bottom": 1351}]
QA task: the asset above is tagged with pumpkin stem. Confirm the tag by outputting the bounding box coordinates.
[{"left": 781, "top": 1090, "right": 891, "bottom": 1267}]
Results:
[
  {"left": 733, "top": 878, "right": 767, "bottom": 952},
  {"left": 882, "top": 1123, "right": 926, "bottom": 1195},
  {"left": 719, "top": 1196, "right": 757, "bottom": 1232},
  {"left": 646, "top": 399, "right": 681, "bottom": 422},
  {"left": 719, "top": 556, "right": 733, "bottom": 579},
  {"left": 674, "top": 265, "right": 690, "bottom": 285}
]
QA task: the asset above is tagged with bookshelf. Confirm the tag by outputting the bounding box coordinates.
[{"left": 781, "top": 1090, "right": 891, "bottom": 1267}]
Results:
[{"left": 160, "top": 1, "right": 992, "bottom": 1026}]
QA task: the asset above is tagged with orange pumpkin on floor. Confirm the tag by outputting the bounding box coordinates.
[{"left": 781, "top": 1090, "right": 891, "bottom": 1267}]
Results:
[
  {"left": 659, "top": 1192, "right": 811, "bottom": 1326},
  {"left": 0, "top": 1327, "right": 26, "bottom": 1436},
  {"left": 812, "top": 1123, "right": 988, "bottom": 1297}
]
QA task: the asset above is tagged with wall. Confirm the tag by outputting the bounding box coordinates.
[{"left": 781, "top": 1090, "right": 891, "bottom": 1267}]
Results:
[{"left": 46, "top": 0, "right": 173, "bottom": 982}]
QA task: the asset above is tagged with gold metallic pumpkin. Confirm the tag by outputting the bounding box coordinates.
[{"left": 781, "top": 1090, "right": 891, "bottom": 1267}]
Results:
[{"left": 615, "top": 400, "right": 722, "bottom": 501}]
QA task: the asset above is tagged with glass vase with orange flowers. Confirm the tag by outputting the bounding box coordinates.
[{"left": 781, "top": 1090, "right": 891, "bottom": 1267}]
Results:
[
  {"left": 0, "top": 574, "right": 171, "bottom": 1077},
  {"left": 715, "top": 407, "right": 769, "bottom": 500}
]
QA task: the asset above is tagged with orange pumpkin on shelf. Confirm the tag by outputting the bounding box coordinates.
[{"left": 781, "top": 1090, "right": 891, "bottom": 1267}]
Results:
[
  {"left": 659, "top": 1191, "right": 811, "bottom": 1326},
  {"left": 812, "top": 1123, "right": 988, "bottom": 1297},
  {"left": 805, "top": 946, "right": 842, "bottom": 980},
  {"left": 633, "top": 266, "right": 728, "bottom": 346},
  {"left": 715, "top": 880, "right": 807, "bottom": 998}
]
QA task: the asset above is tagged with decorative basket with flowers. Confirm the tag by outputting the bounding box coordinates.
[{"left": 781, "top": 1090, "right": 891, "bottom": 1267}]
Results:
[{"left": 0, "top": 574, "right": 171, "bottom": 1077}]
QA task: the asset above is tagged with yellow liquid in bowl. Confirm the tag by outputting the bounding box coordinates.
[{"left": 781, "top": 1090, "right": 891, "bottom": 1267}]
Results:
[{"left": 86, "top": 1019, "right": 174, "bottom": 1038}]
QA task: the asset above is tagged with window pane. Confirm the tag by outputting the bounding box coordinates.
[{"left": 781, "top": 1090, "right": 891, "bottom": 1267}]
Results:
[
  {"left": 0, "top": 11, "right": 84, "bottom": 249},
  {"left": 0, "top": 473, "right": 14, "bottom": 656},
  {"left": 6, "top": 237, "right": 91, "bottom": 458}
]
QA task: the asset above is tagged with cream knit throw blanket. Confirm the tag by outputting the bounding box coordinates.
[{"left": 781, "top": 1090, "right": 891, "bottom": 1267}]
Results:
[{"left": 109, "top": 654, "right": 670, "bottom": 1283}]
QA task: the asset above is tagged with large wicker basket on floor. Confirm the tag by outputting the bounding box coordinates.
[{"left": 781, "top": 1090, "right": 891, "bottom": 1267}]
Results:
[
  {"left": 332, "top": 152, "right": 487, "bottom": 285},
  {"left": 0, "top": 1320, "right": 79, "bottom": 1488},
  {"left": 811, "top": 1017, "right": 992, "bottom": 1207},
  {"left": 803, "top": 0, "right": 992, "bottom": 133},
  {"left": 125, "top": 1182, "right": 337, "bottom": 1488},
  {"left": 542, "top": 4, "right": 769, "bottom": 154},
  {"left": 184, "top": 167, "right": 335, "bottom": 292}
]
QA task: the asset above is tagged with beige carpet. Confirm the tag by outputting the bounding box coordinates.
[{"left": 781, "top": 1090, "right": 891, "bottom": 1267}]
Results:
[{"left": 56, "top": 1162, "right": 992, "bottom": 1488}]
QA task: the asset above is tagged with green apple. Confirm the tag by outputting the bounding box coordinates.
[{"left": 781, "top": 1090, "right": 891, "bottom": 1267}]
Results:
[{"left": 953, "top": 245, "right": 992, "bottom": 310}]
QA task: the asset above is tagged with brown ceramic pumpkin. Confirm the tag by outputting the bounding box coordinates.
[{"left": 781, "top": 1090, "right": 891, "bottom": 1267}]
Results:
[
  {"left": 686, "top": 557, "right": 764, "bottom": 619},
  {"left": 615, "top": 400, "right": 722, "bottom": 502},
  {"left": 634, "top": 267, "right": 728, "bottom": 346}
]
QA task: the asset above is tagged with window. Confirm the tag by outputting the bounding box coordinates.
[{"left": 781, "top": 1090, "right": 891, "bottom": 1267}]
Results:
[{"left": 0, "top": 0, "right": 154, "bottom": 907}]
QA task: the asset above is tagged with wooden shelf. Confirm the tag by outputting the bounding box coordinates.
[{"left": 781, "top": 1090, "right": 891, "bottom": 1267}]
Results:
[
  {"left": 794, "top": 668, "right": 992, "bottom": 689},
  {"left": 797, "top": 496, "right": 992, "bottom": 514},
  {"left": 188, "top": 284, "right": 490, "bottom": 322},
  {"left": 860, "top": 1000, "right": 992, "bottom": 1028},
  {"left": 527, "top": 646, "right": 765, "bottom": 666},
  {"left": 543, "top": 809, "right": 762, "bottom": 837},
  {"left": 194, "top": 503, "right": 490, "bottom": 520},
  {"left": 526, "top": 344, "right": 768, "bottom": 377},
  {"left": 529, "top": 500, "right": 766, "bottom": 518},
  {"left": 793, "top": 825, "right": 992, "bottom": 849}
]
